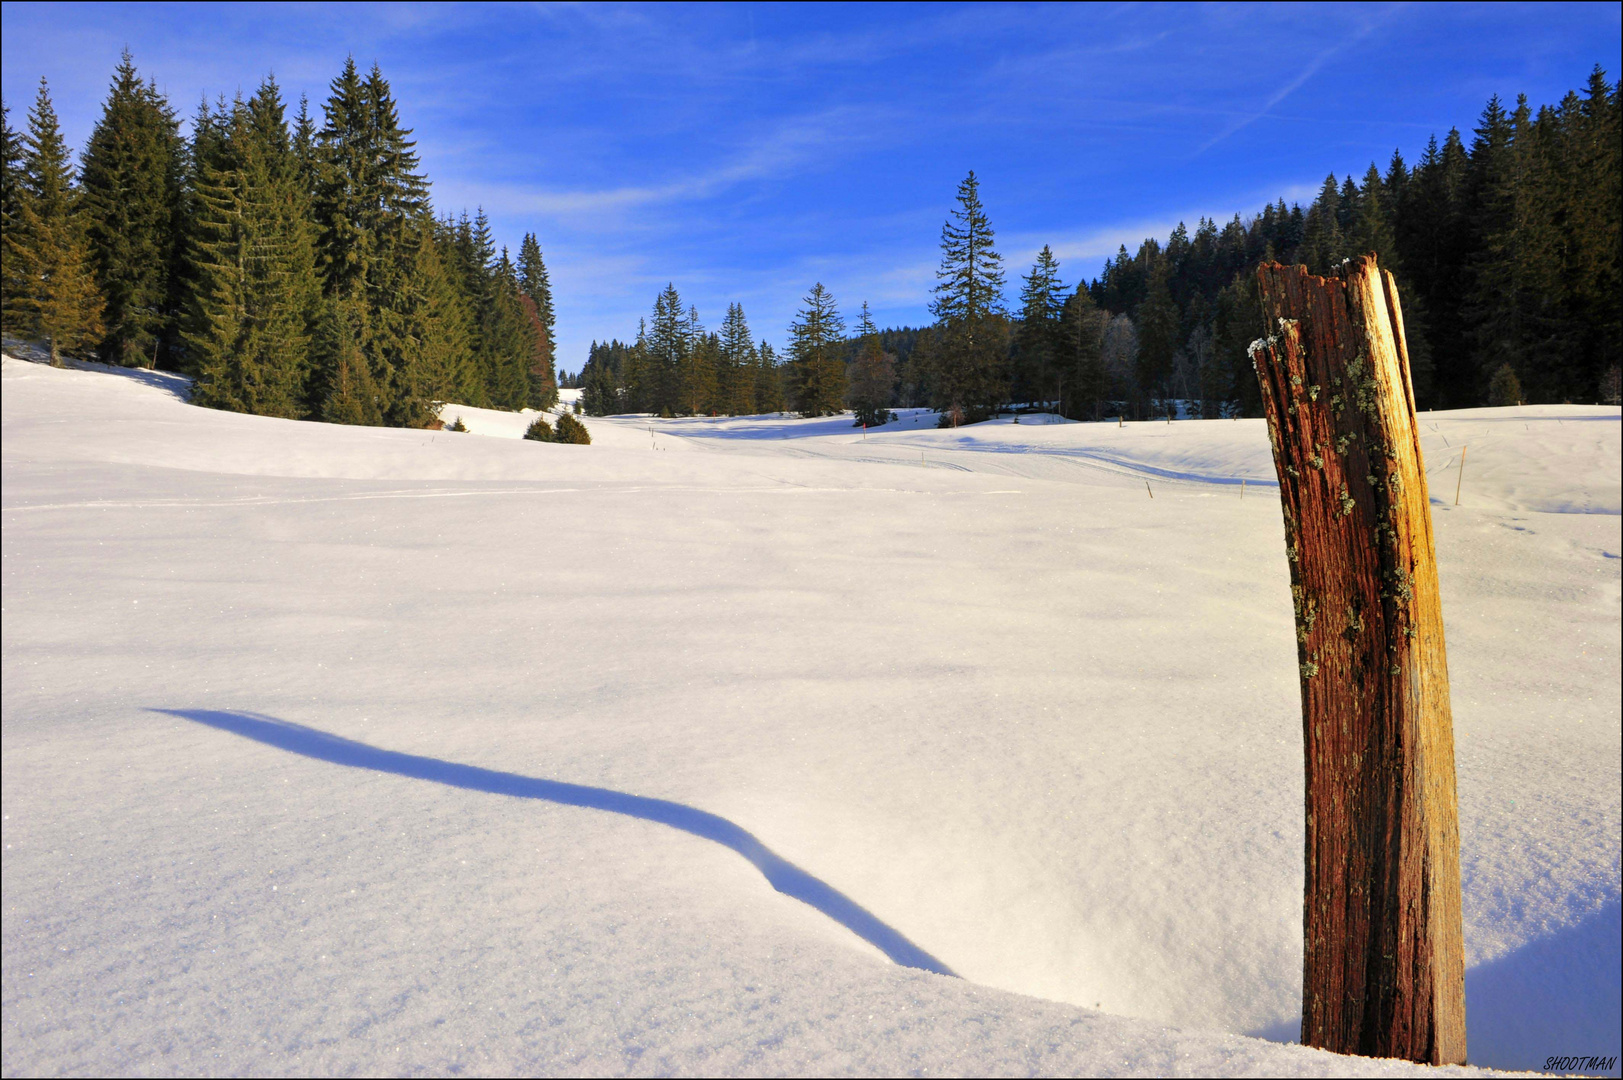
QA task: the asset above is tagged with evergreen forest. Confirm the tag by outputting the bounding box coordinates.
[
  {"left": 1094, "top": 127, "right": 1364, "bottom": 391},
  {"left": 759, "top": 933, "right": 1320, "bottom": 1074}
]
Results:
[
  {"left": 4, "top": 55, "right": 1616, "bottom": 429},
  {"left": 1, "top": 53, "right": 558, "bottom": 425},
  {"left": 581, "top": 67, "right": 1619, "bottom": 424}
]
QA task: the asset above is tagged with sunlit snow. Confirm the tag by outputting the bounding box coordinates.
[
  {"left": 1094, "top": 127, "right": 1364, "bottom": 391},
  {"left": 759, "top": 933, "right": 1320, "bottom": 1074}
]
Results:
[{"left": 3, "top": 353, "right": 1617, "bottom": 1076}]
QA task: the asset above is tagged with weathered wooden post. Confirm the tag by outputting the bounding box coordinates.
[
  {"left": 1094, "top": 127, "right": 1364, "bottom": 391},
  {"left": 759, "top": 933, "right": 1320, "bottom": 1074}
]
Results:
[{"left": 1250, "top": 256, "right": 1466, "bottom": 1065}]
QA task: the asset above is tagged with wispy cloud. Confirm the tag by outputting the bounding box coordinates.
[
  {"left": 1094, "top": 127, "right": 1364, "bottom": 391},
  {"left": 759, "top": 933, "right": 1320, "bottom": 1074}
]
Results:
[{"left": 1192, "top": 10, "right": 1397, "bottom": 156}]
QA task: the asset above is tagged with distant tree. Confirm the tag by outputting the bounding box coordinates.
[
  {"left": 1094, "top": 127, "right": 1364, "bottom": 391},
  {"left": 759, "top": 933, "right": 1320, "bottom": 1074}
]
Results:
[
  {"left": 1014, "top": 244, "right": 1065, "bottom": 407},
  {"left": 719, "top": 302, "right": 756, "bottom": 415},
  {"left": 1134, "top": 264, "right": 1179, "bottom": 413},
  {"left": 2, "top": 80, "right": 103, "bottom": 365},
  {"left": 846, "top": 301, "right": 895, "bottom": 426},
  {"left": 754, "top": 340, "right": 785, "bottom": 413},
  {"left": 517, "top": 232, "right": 557, "bottom": 406},
  {"left": 1487, "top": 362, "right": 1522, "bottom": 406},
  {"left": 1057, "top": 285, "right": 1107, "bottom": 418},
  {"left": 787, "top": 283, "right": 846, "bottom": 416},
  {"left": 523, "top": 415, "right": 555, "bottom": 441},
  {"left": 679, "top": 306, "right": 717, "bottom": 414}
]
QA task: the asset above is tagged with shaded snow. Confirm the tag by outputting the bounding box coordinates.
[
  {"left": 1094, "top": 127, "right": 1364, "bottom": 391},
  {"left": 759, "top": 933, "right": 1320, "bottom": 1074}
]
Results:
[{"left": 3, "top": 354, "right": 1618, "bottom": 1076}]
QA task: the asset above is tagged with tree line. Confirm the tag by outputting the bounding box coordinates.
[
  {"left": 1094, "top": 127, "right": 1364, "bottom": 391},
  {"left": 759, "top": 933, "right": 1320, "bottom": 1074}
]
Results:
[
  {"left": 578, "top": 285, "right": 902, "bottom": 424},
  {"left": 1, "top": 53, "right": 558, "bottom": 424},
  {"left": 582, "top": 66, "right": 1618, "bottom": 424}
]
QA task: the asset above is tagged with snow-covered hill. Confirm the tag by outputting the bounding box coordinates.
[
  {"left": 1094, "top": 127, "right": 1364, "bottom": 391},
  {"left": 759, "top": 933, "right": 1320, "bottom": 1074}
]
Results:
[{"left": 3, "top": 354, "right": 1618, "bottom": 1076}]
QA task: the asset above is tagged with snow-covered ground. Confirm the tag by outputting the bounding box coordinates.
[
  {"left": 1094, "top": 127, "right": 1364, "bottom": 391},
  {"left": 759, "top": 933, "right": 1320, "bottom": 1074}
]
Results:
[{"left": 3, "top": 354, "right": 1618, "bottom": 1076}]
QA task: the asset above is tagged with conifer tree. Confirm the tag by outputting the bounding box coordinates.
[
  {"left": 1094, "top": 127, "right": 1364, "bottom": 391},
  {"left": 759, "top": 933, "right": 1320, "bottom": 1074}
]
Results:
[
  {"left": 1349, "top": 163, "right": 1399, "bottom": 267},
  {"left": 1299, "top": 173, "right": 1345, "bottom": 273},
  {"left": 644, "top": 285, "right": 687, "bottom": 416},
  {"left": 719, "top": 302, "right": 757, "bottom": 415},
  {"left": 0, "top": 100, "right": 22, "bottom": 322},
  {"left": 1134, "top": 263, "right": 1179, "bottom": 412},
  {"left": 181, "top": 81, "right": 318, "bottom": 417},
  {"left": 680, "top": 305, "right": 717, "bottom": 414},
  {"left": 846, "top": 301, "right": 894, "bottom": 426},
  {"left": 929, "top": 171, "right": 1007, "bottom": 423},
  {"left": 2, "top": 80, "right": 103, "bottom": 364},
  {"left": 1015, "top": 245, "right": 1065, "bottom": 407},
  {"left": 310, "top": 59, "right": 433, "bottom": 421},
  {"left": 787, "top": 282, "right": 845, "bottom": 416},
  {"left": 554, "top": 412, "right": 591, "bottom": 444},
  {"left": 754, "top": 340, "right": 784, "bottom": 413},
  {"left": 390, "top": 218, "right": 475, "bottom": 422},
  {"left": 79, "top": 51, "right": 182, "bottom": 366},
  {"left": 517, "top": 232, "right": 557, "bottom": 407},
  {"left": 316, "top": 294, "right": 381, "bottom": 424},
  {"left": 1058, "top": 285, "right": 1108, "bottom": 419}
]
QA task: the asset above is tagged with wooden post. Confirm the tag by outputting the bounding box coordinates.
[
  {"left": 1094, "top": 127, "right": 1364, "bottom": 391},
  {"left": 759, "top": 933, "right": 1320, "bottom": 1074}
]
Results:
[{"left": 1250, "top": 256, "right": 1466, "bottom": 1065}]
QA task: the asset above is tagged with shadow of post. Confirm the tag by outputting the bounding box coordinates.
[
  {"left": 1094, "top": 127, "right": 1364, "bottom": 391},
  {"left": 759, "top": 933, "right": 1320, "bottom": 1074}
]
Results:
[
  {"left": 152, "top": 708, "right": 955, "bottom": 977},
  {"left": 1246, "top": 899, "right": 1621, "bottom": 1074}
]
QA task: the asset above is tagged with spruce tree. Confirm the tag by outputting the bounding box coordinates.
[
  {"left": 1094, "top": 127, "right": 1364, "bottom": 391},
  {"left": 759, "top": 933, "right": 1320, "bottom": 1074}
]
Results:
[
  {"left": 719, "top": 302, "right": 756, "bottom": 415},
  {"left": 679, "top": 305, "right": 717, "bottom": 414},
  {"left": 846, "top": 301, "right": 894, "bottom": 426},
  {"left": 2, "top": 80, "right": 103, "bottom": 364},
  {"left": 1015, "top": 245, "right": 1065, "bottom": 407},
  {"left": 754, "top": 340, "right": 784, "bottom": 413},
  {"left": 1134, "top": 263, "right": 1179, "bottom": 412},
  {"left": 787, "top": 282, "right": 845, "bottom": 416},
  {"left": 310, "top": 59, "right": 432, "bottom": 422},
  {"left": 1058, "top": 285, "right": 1108, "bottom": 419},
  {"left": 554, "top": 412, "right": 591, "bottom": 444},
  {"left": 929, "top": 170, "right": 1007, "bottom": 423},
  {"left": 1349, "top": 163, "right": 1399, "bottom": 266},
  {"left": 0, "top": 100, "right": 22, "bottom": 323},
  {"left": 517, "top": 232, "right": 557, "bottom": 407},
  {"left": 181, "top": 81, "right": 317, "bottom": 418},
  {"left": 79, "top": 51, "right": 183, "bottom": 366},
  {"left": 1299, "top": 173, "right": 1345, "bottom": 273}
]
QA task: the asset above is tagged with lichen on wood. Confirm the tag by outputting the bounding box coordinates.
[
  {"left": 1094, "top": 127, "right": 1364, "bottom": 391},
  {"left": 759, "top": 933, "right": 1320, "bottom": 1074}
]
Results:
[{"left": 1252, "top": 256, "right": 1466, "bottom": 1066}]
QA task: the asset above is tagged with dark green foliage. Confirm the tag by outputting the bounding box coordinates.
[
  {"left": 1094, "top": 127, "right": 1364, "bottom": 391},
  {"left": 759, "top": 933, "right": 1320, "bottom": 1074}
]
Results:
[
  {"left": 719, "top": 302, "right": 757, "bottom": 415},
  {"left": 2, "top": 80, "right": 103, "bottom": 364},
  {"left": 78, "top": 51, "right": 184, "bottom": 367},
  {"left": 787, "top": 283, "right": 845, "bottom": 416},
  {"left": 554, "top": 412, "right": 591, "bottom": 444},
  {"left": 754, "top": 341, "right": 786, "bottom": 413},
  {"left": 523, "top": 415, "right": 555, "bottom": 441},
  {"left": 517, "top": 232, "right": 558, "bottom": 409},
  {"left": 846, "top": 302, "right": 895, "bottom": 426},
  {"left": 447, "top": 415, "right": 467, "bottom": 432},
  {"left": 1014, "top": 245, "right": 1065, "bottom": 407},
  {"left": 926, "top": 171, "right": 1006, "bottom": 422},
  {"left": 182, "top": 80, "right": 318, "bottom": 418},
  {"left": 1057, "top": 286, "right": 1108, "bottom": 418},
  {"left": 1487, "top": 363, "right": 1523, "bottom": 406}
]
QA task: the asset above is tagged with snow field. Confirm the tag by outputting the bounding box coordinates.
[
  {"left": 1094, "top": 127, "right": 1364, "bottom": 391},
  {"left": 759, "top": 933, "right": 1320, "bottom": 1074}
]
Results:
[{"left": 2, "top": 354, "right": 1618, "bottom": 1076}]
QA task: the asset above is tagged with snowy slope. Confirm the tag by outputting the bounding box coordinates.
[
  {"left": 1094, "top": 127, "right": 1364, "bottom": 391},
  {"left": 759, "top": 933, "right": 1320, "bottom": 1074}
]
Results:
[{"left": 3, "top": 354, "right": 1618, "bottom": 1076}]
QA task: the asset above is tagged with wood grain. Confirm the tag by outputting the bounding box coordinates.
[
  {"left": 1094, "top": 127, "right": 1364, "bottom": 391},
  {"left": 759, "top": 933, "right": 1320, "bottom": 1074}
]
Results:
[{"left": 1251, "top": 256, "right": 1466, "bottom": 1065}]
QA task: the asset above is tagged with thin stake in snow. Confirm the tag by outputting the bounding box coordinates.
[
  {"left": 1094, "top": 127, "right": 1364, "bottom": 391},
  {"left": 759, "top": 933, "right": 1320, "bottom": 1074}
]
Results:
[
  {"left": 1145, "top": 480, "right": 1153, "bottom": 499},
  {"left": 1252, "top": 255, "right": 1466, "bottom": 1066},
  {"left": 1241, "top": 478, "right": 1246, "bottom": 499},
  {"left": 1454, "top": 445, "right": 1467, "bottom": 506}
]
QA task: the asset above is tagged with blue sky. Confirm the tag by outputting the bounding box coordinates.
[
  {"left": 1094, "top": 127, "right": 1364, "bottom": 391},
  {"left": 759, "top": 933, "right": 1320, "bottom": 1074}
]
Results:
[{"left": 3, "top": 2, "right": 1618, "bottom": 370}]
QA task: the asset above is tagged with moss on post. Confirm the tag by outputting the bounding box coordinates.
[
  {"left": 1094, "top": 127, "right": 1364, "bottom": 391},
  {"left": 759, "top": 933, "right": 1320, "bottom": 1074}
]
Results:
[{"left": 1252, "top": 256, "right": 1466, "bottom": 1066}]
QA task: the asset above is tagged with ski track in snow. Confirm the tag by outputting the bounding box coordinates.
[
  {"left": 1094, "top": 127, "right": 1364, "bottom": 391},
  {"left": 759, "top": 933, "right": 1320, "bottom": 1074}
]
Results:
[{"left": 3, "top": 354, "right": 1619, "bottom": 1077}]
